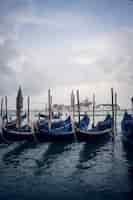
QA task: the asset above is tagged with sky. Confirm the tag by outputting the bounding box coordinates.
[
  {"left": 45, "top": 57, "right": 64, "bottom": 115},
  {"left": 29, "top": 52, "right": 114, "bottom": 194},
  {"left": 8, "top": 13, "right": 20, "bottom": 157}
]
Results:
[{"left": 0, "top": 0, "right": 133, "bottom": 109}]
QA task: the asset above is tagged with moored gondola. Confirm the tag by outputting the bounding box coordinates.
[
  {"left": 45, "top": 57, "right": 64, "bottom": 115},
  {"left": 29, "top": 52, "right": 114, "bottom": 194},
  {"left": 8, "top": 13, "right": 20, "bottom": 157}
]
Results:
[
  {"left": 2, "top": 125, "right": 34, "bottom": 141},
  {"left": 76, "top": 114, "right": 112, "bottom": 141},
  {"left": 121, "top": 97, "right": 133, "bottom": 145},
  {"left": 121, "top": 111, "right": 133, "bottom": 145},
  {"left": 35, "top": 115, "right": 74, "bottom": 142},
  {"left": 1, "top": 88, "right": 34, "bottom": 142},
  {"left": 0, "top": 116, "right": 3, "bottom": 142}
]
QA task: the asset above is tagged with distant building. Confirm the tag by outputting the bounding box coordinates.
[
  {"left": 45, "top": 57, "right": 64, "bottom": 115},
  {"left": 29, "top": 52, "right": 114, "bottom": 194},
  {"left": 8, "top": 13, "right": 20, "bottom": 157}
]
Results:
[
  {"left": 52, "top": 98, "right": 92, "bottom": 112},
  {"left": 96, "top": 104, "right": 120, "bottom": 111}
]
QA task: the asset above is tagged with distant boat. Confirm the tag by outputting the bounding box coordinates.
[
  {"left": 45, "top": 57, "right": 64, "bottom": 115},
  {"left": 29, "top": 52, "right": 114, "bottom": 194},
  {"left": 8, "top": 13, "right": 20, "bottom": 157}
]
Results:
[
  {"left": 121, "top": 111, "right": 133, "bottom": 145},
  {"left": 76, "top": 114, "right": 112, "bottom": 141}
]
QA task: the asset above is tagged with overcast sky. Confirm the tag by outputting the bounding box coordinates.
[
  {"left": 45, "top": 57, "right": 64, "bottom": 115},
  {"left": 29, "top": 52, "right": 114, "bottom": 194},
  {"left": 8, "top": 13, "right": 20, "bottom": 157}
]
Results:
[{"left": 0, "top": 0, "right": 133, "bottom": 109}]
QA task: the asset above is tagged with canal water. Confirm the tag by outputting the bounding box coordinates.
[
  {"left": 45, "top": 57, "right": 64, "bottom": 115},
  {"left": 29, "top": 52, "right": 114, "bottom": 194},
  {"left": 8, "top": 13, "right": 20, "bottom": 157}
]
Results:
[{"left": 0, "top": 114, "right": 133, "bottom": 200}]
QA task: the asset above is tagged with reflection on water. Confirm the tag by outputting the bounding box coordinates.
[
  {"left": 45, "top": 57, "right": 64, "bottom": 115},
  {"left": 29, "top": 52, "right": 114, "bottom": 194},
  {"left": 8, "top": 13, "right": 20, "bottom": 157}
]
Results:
[
  {"left": 0, "top": 126, "right": 133, "bottom": 199},
  {"left": 122, "top": 142, "right": 133, "bottom": 198},
  {"left": 77, "top": 137, "right": 110, "bottom": 170},
  {"left": 34, "top": 141, "right": 72, "bottom": 175},
  {"left": 2, "top": 141, "right": 37, "bottom": 166}
]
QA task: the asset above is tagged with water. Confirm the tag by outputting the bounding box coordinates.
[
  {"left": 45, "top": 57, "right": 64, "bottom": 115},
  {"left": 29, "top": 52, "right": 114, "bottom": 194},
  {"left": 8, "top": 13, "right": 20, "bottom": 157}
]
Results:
[{"left": 0, "top": 115, "right": 133, "bottom": 200}]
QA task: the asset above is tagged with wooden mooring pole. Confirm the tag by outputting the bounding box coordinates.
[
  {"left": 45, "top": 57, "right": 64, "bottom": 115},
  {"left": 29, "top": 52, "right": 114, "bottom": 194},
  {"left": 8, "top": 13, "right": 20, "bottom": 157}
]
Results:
[
  {"left": 27, "top": 96, "right": 30, "bottom": 126},
  {"left": 16, "top": 86, "right": 23, "bottom": 129},
  {"left": 131, "top": 97, "right": 133, "bottom": 114},
  {"left": 1, "top": 97, "right": 3, "bottom": 117},
  {"left": 48, "top": 89, "right": 52, "bottom": 130},
  {"left": 5, "top": 96, "right": 8, "bottom": 123},
  {"left": 111, "top": 88, "right": 115, "bottom": 139},
  {"left": 71, "top": 90, "right": 75, "bottom": 132},
  {"left": 114, "top": 92, "right": 117, "bottom": 135},
  {"left": 92, "top": 93, "right": 95, "bottom": 128},
  {"left": 76, "top": 89, "right": 80, "bottom": 127}
]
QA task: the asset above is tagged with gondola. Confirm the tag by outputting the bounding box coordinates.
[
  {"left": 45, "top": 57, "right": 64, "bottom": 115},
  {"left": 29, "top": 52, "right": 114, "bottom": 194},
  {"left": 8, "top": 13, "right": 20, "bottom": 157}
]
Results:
[
  {"left": 121, "top": 111, "right": 133, "bottom": 145},
  {"left": 35, "top": 114, "right": 90, "bottom": 142},
  {"left": 35, "top": 115, "right": 74, "bottom": 141},
  {"left": 76, "top": 114, "right": 112, "bottom": 141},
  {"left": 0, "top": 116, "right": 3, "bottom": 142},
  {"left": 2, "top": 124, "right": 34, "bottom": 141},
  {"left": 1, "top": 111, "right": 33, "bottom": 142}
]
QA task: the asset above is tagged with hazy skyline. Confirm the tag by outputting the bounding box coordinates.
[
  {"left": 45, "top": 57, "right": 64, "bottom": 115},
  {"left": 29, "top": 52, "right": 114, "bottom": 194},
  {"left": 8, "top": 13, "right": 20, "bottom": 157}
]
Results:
[{"left": 0, "top": 0, "right": 133, "bottom": 108}]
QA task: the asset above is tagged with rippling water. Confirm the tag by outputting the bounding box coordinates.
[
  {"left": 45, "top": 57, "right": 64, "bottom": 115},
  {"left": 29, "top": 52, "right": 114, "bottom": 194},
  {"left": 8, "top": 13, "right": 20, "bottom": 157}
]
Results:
[{"left": 0, "top": 115, "right": 133, "bottom": 200}]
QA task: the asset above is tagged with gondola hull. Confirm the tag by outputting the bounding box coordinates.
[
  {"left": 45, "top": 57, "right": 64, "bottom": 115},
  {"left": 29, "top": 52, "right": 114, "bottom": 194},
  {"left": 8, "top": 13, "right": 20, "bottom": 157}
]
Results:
[
  {"left": 121, "top": 112, "right": 133, "bottom": 145},
  {"left": 76, "top": 128, "right": 112, "bottom": 141},
  {"left": 122, "top": 127, "right": 133, "bottom": 145},
  {"left": 0, "top": 132, "right": 3, "bottom": 143},
  {"left": 122, "top": 134, "right": 133, "bottom": 146},
  {"left": 2, "top": 128, "right": 34, "bottom": 141},
  {"left": 0, "top": 117, "right": 3, "bottom": 143},
  {"left": 76, "top": 114, "right": 112, "bottom": 141}
]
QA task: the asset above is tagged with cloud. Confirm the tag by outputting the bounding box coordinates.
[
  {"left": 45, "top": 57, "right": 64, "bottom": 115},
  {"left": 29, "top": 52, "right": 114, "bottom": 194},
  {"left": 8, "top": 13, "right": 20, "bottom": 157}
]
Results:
[{"left": 0, "top": 0, "right": 133, "bottom": 108}]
